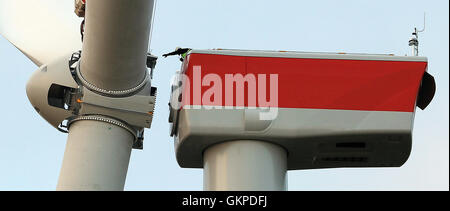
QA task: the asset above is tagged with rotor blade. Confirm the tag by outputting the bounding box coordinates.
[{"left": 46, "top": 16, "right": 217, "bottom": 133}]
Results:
[{"left": 0, "top": 0, "right": 82, "bottom": 66}]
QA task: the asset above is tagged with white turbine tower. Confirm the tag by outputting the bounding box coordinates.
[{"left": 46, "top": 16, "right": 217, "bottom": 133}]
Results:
[{"left": 1, "top": 0, "right": 157, "bottom": 191}]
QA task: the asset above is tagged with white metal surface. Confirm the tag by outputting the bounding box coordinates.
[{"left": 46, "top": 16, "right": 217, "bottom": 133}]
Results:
[
  {"left": 57, "top": 120, "right": 134, "bottom": 191},
  {"left": 204, "top": 140, "right": 288, "bottom": 191},
  {"left": 80, "top": 0, "right": 155, "bottom": 91},
  {"left": 26, "top": 55, "right": 78, "bottom": 129},
  {"left": 56, "top": 0, "right": 156, "bottom": 191},
  {"left": 176, "top": 108, "right": 414, "bottom": 170}
]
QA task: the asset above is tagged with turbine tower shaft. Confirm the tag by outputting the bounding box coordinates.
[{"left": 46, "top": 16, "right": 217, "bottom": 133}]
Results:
[{"left": 57, "top": 0, "right": 156, "bottom": 191}]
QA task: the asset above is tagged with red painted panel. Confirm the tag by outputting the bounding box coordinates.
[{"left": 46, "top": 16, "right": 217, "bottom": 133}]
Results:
[{"left": 181, "top": 53, "right": 427, "bottom": 112}]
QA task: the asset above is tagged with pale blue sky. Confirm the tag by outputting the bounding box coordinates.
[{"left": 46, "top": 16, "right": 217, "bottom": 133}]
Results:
[{"left": 0, "top": 0, "right": 448, "bottom": 191}]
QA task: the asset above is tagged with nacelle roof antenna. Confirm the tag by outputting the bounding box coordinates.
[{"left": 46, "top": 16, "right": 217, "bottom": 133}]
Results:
[{"left": 409, "top": 13, "right": 426, "bottom": 56}]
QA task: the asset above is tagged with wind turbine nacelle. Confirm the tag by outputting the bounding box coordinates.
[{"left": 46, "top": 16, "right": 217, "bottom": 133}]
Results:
[{"left": 170, "top": 49, "right": 436, "bottom": 170}]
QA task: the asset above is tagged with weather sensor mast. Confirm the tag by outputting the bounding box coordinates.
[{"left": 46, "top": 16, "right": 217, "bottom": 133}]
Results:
[{"left": 409, "top": 13, "right": 426, "bottom": 56}]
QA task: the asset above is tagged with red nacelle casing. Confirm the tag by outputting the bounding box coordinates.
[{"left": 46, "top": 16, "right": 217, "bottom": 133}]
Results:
[{"left": 170, "top": 49, "right": 433, "bottom": 170}]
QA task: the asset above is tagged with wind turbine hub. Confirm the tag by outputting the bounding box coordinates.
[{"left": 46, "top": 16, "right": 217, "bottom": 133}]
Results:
[{"left": 26, "top": 52, "right": 157, "bottom": 149}]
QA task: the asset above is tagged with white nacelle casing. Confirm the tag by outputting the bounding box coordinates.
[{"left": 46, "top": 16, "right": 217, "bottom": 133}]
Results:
[{"left": 26, "top": 54, "right": 78, "bottom": 129}]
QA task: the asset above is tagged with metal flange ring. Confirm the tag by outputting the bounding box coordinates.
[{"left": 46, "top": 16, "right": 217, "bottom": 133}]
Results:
[
  {"left": 67, "top": 115, "right": 139, "bottom": 143},
  {"left": 76, "top": 62, "right": 150, "bottom": 97}
]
